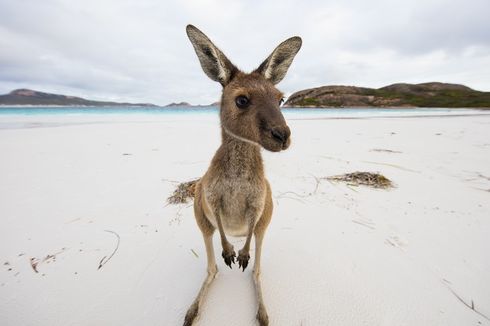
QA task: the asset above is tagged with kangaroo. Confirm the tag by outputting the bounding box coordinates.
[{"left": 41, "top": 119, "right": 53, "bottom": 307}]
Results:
[{"left": 183, "top": 24, "right": 302, "bottom": 326}]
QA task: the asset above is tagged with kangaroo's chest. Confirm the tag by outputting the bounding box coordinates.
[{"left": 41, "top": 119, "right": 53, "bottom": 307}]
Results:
[{"left": 203, "top": 176, "right": 266, "bottom": 237}]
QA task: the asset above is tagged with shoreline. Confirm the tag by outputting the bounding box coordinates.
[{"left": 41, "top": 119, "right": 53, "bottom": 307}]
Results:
[
  {"left": 1, "top": 104, "right": 490, "bottom": 109},
  {"left": 288, "top": 112, "right": 490, "bottom": 120},
  {"left": 1, "top": 108, "right": 490, "bottom": 130}
]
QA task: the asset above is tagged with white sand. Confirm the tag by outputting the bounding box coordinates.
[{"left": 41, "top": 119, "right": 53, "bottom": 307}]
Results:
[{"left": 1, "top": 111, "right": 489, "bottom": 325}]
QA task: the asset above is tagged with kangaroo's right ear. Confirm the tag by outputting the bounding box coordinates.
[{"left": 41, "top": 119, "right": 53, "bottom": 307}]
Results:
[{"left": 186, "top": 25, "right": 238, "bottom": 86}]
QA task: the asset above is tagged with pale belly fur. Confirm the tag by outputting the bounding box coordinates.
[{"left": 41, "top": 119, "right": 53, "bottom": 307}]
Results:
[{"left": 202, "top": 182, "right": 266, "bottom": 237}]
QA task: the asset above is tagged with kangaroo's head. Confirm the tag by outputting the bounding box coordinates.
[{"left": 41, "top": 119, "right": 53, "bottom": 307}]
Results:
[{"left": 186, "top": 25, "right": 301, "bottom": 152}]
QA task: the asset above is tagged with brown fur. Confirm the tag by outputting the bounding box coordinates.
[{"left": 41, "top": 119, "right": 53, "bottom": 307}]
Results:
[{"left": 183, "top": 24, "right": 301, "bottom": 326}]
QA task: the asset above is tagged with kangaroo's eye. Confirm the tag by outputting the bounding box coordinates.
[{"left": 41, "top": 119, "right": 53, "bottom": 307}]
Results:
[
  {"left": 279, "top": 98, "right": 285, "bottom": 106},
  {"left": 235, "top": 95, "right": 250, "bottom": 109}
]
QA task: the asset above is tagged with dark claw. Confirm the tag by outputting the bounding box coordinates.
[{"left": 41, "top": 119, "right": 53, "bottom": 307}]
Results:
[
  {"left": 222, "top": 251, "right": 236, "bottom": 268},
  {"left": 240, "top": 259, "right": 248, "bottom": 271}
]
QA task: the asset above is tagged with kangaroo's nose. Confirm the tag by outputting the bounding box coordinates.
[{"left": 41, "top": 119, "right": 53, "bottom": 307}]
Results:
[{"left": 271, "top": 126, "right": 291, "bottom": 144}]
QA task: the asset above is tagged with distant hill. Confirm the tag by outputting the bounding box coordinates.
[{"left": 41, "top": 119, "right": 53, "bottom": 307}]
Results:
[
  {"left": 284, "top": 82, "right": 490, "bottom": 108},
  {"left": 0, "top": 89, "right": 157, "bottom": 107},
  {"left": 164, "top": 102, "right": 192, "bottom": 107},
  {"left": 164, "top": 101, "right": 220, "bottom": 107}
]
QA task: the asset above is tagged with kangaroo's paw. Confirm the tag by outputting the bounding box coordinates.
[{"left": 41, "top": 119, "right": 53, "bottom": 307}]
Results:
[
  {"left": 237, "top": 249, "right": 250, "bottom": 271},
  {"left": 221, "top": 243, "right": 236, "bottom": 268}
]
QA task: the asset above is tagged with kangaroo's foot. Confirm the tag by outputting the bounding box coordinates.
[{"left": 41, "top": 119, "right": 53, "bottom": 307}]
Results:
[
  {"left": 256, "top": 303, "right": 269, "bottom": 326},
  {"left": 237, "top": 249, "right": 250, "bottom": 271},
  {"left": 183, "top": 301, "right": 199, "bottom": 326},
  {"left": 221, "top": 243, "right": 236, "bottom": 268}
]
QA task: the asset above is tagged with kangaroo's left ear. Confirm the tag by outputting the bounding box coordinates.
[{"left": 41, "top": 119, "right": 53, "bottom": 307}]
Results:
[{"left": 255, "top": 36, "right": 302, "bottom": 85}]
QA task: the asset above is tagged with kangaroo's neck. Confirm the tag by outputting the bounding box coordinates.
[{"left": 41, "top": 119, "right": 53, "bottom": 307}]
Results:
[{"left": 211, "top": 127, "right": 264, "bottom": 178}]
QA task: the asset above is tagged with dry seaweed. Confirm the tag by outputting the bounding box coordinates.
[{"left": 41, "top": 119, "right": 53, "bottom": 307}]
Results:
[
  {"left": 167, "top": 179, "right": 199, "bottom": 205},
  {"left": 30, "top": 258, "right": 39, "bottom": 273},
  {"left": 327, "top": 172, "right": 394, "bottom": 189},
  {"left": 370, "top": 148, "right": 402, "bottom": 154},
  {"left": 98, "top": 230, "right": 120, "bottom": 270},
  {"left": 28, "top": 248, "right": 66, "bottom": 274}
]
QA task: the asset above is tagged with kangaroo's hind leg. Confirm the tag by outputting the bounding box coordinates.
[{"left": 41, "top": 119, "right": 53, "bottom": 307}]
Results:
[
  {"left": 183, "top": 183, "right": 218, "bottom": 326},
  {"left": 252, "top": 181, "right": 273, "bottom": 326}
]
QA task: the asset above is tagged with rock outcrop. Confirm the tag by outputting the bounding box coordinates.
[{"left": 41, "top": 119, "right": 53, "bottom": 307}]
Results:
[{"left": 284, "top": 82, "right": 490, "bottom": 108}]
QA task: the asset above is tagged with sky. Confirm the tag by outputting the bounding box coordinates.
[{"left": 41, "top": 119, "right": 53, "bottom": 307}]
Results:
[{"left": 0, "top": 0, "right": 489, "bottom": 105}]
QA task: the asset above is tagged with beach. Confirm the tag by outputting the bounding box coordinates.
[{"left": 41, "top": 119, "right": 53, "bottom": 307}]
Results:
[{"left": 1, "top": 109, "right": 489, "bottom": 325}]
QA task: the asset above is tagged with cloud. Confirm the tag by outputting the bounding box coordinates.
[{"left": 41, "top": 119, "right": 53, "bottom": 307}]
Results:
[{"left": 0, "top": 0, "right": 489, "bottom": 105}]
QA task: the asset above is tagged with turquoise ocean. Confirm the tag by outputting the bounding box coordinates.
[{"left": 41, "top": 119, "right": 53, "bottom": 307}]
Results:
[{"left": 0, "top": 106, "right": 489, "bottom": 129}]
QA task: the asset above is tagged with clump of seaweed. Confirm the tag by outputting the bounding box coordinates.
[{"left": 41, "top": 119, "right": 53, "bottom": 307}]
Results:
[
  {"left": 327, "top": 172, "right": 394, "bottom": 189},
  {"left": 370, "top": 148, "right": 402, "bottom": 154},
  {"left": 167, "top": 179, "right": 199, "bottom": 204}
]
